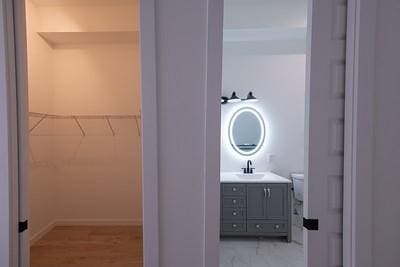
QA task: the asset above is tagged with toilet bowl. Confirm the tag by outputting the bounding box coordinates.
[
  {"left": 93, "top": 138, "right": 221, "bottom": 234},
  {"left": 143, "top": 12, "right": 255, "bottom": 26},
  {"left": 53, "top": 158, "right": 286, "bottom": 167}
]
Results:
[{"left": 291, "top": 173, "right": 304, "bottom": 202}]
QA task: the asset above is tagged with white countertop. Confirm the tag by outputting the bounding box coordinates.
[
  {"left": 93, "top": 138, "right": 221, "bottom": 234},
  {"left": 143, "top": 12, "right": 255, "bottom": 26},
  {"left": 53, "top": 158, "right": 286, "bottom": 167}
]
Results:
[{"left": 220, "top": 172, "right": 292, "bottom": 184}]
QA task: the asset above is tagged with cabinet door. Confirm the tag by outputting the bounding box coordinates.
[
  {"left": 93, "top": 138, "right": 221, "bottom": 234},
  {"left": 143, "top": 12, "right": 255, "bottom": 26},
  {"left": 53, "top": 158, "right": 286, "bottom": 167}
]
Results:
[
  {"left": 246, "top": 184, "right": 267, "bottom": 219},
  {"left": 265, "top": 184, "right": 288, "bottom": 220}
]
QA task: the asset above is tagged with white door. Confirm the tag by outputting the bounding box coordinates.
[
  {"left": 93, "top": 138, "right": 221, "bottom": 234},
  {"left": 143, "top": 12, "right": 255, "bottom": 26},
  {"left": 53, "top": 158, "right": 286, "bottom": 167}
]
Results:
[
  {"left": 304, "top": 0, "right": 347, "bottom": 266},
  {"left": 13, "top": 0, "right": 30, "bottom": 266}
]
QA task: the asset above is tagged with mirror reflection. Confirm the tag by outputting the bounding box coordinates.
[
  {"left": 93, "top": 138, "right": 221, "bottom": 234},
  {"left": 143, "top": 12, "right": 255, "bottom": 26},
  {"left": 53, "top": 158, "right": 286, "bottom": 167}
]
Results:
[{"left": 229, "top": 108, "right": 265, "bottom": 155}]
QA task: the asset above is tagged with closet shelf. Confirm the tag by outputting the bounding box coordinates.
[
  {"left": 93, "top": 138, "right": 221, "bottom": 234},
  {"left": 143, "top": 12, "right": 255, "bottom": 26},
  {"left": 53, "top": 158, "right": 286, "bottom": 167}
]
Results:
[
  {"left": 38, "top": 31, "right": 139, "bottom": 47},
  {"left": 31, "top": 0, "right": 136, "bottom": 6},
  {"left": 29, "top": 112, "right": 141, "bottom": 137}
]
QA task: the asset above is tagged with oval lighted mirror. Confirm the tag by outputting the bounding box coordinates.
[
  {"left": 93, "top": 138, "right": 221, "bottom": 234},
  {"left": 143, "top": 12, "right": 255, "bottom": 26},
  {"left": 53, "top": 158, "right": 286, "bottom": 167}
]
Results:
[{"left": 229, "top": 107, "right": 265, "bottom": 156}]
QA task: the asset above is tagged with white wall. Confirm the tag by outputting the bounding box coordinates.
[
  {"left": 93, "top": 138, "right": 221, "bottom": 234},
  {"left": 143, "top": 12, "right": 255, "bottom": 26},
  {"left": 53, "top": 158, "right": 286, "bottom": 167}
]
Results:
[
  {"left": 156, "top": 0, "right": 207, "bottom": 263},
  {"left": 36, "top": 4, "right": 139, "bottom": 32},
  {"left": 148, "top": 0, "right": 222, "bottom": 266},
  {"left": 51, "top": 43, "right": 141, "bottom": 115},
  {"left": 224, "top": 0, "right": 308, "bottom": 29},
  {"left": 26, "top": 1, "right": 54, "bottom": 113},
  {"left": 346, "top": 1, "right": 400, "bottom": 266},
  {"left": 26, "top": 0, "right": 58, "bottom": 240},
  {"left": 221, "top": 54, "right": 306, "bottom": 177},
  {"left": 371, "top": 1, "right": 400, "bottom": 266}
]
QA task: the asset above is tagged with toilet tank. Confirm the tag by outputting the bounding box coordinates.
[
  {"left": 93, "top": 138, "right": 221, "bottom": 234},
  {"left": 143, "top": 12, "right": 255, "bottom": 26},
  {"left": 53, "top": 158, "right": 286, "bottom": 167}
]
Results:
[{"left": 291, "top": 173, "right": 304, "bottom": 202}]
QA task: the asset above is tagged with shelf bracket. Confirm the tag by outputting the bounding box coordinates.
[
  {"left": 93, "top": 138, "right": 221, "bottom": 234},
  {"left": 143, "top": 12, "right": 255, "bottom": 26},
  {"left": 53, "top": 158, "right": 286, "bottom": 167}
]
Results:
[
  {"left": 29, "top": 115, "right": 47, "bottom": 133},
  {"left": 73, "top": 116, "right": 86, "bottom": 136}
]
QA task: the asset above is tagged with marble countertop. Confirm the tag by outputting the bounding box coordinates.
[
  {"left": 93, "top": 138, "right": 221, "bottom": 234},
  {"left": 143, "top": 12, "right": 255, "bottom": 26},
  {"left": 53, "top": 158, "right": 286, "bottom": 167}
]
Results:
[{"left": 220, "top": 172, "right": 292, "bottom": 183}]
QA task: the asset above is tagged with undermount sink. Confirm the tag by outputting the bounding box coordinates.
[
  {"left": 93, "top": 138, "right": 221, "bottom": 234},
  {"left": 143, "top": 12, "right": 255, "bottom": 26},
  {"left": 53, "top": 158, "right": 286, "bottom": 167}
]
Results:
[
  {"left": 220, "top": 172, "right": 292, "bottom": 183},
  {"left": 235, "top": 173, "right": 265, "bottom": 179}
]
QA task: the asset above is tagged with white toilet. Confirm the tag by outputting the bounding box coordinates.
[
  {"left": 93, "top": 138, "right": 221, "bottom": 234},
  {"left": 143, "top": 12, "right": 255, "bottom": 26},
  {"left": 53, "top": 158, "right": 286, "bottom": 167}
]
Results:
[
  {"left": 291, "top": 173, "right": 304, "bottom": 202},
  {"left": 291, "top": 173, "right": 304, "bottom": 228}
]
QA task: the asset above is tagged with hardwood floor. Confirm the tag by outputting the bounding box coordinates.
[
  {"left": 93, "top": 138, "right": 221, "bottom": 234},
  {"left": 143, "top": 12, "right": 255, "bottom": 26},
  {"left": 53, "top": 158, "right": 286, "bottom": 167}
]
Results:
[{"left": 30, "top": 226, "right": 143, "bottom": 267}]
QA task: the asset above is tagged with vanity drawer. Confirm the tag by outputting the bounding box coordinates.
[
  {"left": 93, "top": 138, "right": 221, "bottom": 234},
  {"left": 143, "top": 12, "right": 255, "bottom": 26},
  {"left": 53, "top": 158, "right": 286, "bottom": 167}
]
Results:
[
  {"left": 221, "top": 222, "right": 246, "bottom": 233},
  {"left": 247, "top": 221, "right": 287, "bottom": 233},
  {"left": 222, "top": 208, "right": 246, "bottom": 220},
  {"left": 222, "top": 184, "right": 246, "bottom": 196},
  {"left": 222, "top": 196, "right": 246, "bottom": 207}
]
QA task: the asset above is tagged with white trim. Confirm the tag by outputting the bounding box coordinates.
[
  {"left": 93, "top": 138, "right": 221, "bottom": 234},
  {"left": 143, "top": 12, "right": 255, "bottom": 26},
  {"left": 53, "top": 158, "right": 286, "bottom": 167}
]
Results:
[
  {"left": 1, "top": 1, "right": 23, "bottom": 266},
  {"left": 139, "top": 0, "right": 159, "bottom": 266},
  {"left": 203, "top": 0, "right": 223, "bottom": 266},
  {"left": 56, "top": 219, "right": 143, "bottom": 226},
  {"left": 343, "top": 0, "right": 376, "bottom": 266},
  {"left": 12, "top": 0, "right": 30, "bottom": 265},
  {"left": 344, "top": 0, "right": 357, "bottom": 264},
  {"left": 29, "top": 222, "right": 56, "bottom": 246},
  {"left": 343, "top": 0, "right": 356, "bottom": 263}
]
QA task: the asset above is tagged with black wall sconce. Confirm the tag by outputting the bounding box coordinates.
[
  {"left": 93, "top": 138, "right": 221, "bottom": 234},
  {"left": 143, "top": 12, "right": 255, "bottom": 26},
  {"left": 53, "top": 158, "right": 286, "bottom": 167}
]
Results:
[{"left": 221, "top": 91, "right": 258, "bottom": 104}]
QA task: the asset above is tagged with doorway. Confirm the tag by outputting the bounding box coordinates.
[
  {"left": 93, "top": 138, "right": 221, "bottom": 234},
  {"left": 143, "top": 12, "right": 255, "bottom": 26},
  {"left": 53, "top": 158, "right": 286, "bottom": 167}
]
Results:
[
  {"left": 220, "top": 1, "right": 307, "bottom": 265},
  {"left": 218, "top": 0, "right": 346, "bottom": 266},
  {"left": 19, "top": 0, "right": 143, "bottom": 266}
]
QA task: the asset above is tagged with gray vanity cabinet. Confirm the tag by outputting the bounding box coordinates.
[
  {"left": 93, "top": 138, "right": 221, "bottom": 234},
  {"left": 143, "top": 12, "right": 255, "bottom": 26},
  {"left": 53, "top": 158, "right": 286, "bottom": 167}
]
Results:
[
  {"left": 265, "top": 184, "right": 288, "bottom": 220},
  {"left": 247, "top": 184, "right": 268, "bottom": 219},
  {"left": 221, "top": 183, "right": 291, "bottom": 242},
  {"left": 247, "top": 184, "right": 288, "bottom": 220}
]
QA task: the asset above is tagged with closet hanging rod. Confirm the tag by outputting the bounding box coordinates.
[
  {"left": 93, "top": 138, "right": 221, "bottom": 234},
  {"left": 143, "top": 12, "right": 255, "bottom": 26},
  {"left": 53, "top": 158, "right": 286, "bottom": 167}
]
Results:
[{"left": 29, "top": 112, "right": 141, "bottom": 119}]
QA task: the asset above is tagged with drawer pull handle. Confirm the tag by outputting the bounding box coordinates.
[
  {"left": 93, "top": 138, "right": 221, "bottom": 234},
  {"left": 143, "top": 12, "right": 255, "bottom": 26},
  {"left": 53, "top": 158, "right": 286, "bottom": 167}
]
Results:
[
  {"left": 232, "top": 187, "right": 237, "bottom": 192},
  {"left": 232, "top": 224, "right": 237, "bottom": 228},
  {"left": 255, "top": 224, "right": 261, "bottom": 229},
  {"left": 232, "top": 211, "right": 238, "bottom": 216},
  {"left": 232, "top": 199, "right": 237, "bottom": 204},
  {"left": 275, "top": 224, "right": 280, "bottom": 229}
]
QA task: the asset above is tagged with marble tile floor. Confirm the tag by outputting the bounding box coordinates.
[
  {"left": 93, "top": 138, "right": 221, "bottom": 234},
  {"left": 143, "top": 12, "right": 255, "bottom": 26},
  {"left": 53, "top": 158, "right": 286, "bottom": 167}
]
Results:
[{"left": 220, "top": 225, "right": 303, "bottom": 267}]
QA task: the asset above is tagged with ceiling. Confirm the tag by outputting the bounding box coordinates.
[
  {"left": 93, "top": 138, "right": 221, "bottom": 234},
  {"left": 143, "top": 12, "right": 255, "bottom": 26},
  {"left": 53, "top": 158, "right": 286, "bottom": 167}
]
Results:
[
  {"left": 223, "top": 0, "right": 308, "bottom": 54},
  {"left": 224, "top": 0, "right": 308, "bottom": 29}
]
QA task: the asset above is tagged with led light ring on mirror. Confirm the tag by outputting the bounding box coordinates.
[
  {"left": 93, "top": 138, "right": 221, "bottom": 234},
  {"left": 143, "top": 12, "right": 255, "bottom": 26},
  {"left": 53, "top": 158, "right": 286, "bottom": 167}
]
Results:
[{"left": 228, "top": 107, "right": 266, "bottom": 156}]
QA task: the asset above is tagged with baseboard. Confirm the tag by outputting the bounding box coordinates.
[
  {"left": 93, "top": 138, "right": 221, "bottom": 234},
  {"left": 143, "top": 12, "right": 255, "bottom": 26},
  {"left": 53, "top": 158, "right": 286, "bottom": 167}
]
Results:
[
  {"left": 30, "top": 221, "right": 57, "bottom": 246},
  {"left": 55, "top": 219, "right": 143, "bottom": 226},
  {"left": 30, "top": 219, "right": 142, "bottom": 245}
]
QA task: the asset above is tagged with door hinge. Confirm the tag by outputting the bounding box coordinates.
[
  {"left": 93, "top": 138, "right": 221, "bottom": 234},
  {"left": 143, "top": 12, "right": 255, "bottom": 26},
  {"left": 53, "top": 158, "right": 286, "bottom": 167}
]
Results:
[
  {"left": 19, "top": 220, "right": 28, "bottom": 233},
  {"left": 303, "top": 217, "right": 319, "bottom": 231}
]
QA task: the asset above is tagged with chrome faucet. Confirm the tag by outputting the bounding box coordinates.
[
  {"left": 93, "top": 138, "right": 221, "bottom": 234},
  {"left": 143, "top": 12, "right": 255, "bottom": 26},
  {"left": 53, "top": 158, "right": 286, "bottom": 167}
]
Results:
[{"left": 242, "top": 160, "right": 255, "bottom": 174}]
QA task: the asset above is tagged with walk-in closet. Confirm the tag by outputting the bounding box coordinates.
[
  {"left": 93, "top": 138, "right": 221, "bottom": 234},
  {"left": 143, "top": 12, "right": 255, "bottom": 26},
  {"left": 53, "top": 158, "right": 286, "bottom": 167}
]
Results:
[{"left": 25, "top": 0, "right": 143, "bottom": 266}]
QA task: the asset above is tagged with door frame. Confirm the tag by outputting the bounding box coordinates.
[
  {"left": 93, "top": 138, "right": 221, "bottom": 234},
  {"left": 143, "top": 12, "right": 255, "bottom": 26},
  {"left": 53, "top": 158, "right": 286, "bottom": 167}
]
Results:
[
  {"left": 139, "top": 1, "right": 223, "bottom": 266},
  {"left": 343, "top": 0, "right": 376, "bottom": 266},
  {"left": 0, "top": 0, "right": 21, "bottom": 266},
  {"left": 1, "top": 0, "right": 375, "bottom": 266},
  {"left": 139, "top": 0, "right": 159, "bottom": 266}
]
